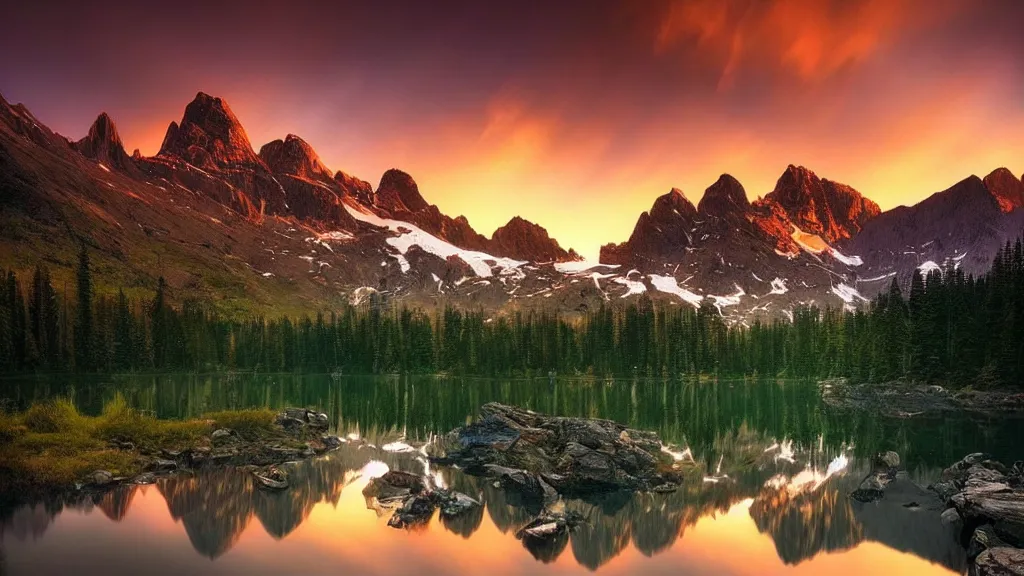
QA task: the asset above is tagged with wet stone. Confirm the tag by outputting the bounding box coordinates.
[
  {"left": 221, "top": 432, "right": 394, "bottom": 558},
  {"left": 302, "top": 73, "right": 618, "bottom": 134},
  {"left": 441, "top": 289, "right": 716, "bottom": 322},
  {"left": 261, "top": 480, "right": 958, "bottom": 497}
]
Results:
[
  {"left": 87, "top": 470, "right": 113, "bottom": 487},
  {"left": 148, "top": 459, "right": 177, "bottom": 472}
]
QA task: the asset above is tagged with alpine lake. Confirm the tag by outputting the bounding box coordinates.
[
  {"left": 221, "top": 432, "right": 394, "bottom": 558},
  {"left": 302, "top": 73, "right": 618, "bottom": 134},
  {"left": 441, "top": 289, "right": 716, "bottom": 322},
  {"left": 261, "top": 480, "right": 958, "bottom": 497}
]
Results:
[{"left": 1, "top": 373, "right": 1021, "bottom": 576}]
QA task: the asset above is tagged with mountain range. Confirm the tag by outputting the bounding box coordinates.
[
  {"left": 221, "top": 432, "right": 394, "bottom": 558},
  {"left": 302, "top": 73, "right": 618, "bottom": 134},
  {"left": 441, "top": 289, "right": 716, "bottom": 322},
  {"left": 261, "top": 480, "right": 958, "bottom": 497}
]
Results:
[{"left": 1, "top": 90, "right": 1022, "bottom": 321}]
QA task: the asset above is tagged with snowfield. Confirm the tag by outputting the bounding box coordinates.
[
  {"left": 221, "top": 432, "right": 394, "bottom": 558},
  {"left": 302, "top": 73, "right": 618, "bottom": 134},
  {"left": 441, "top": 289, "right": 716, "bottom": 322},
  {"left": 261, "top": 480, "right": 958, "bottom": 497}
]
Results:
[
  {"left": 612, "top": 276, "right": 647, "bottom": 297},
  {"left": 831, "top": 283, "right": 868, "bottom": 304},
  {"left": 344, "top": 203, "right": 526, "bottom": 277},
  {"left": 709, "top": 285, "right": 746, "bottom": 311},
  {"left": 649, "top": 274, "right": 703, "bottom": 307},
  {"left": 829, "top": 248, "right": 863, "bottom": 266},
  {"left": 554, "top": 260, "right": 620, "bottom": 274}
]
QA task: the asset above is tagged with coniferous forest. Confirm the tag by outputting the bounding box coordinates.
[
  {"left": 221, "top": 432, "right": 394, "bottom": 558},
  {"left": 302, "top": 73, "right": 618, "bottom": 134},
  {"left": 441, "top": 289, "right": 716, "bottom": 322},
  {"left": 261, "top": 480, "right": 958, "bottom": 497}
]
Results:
[{"left": 1, "top": 240, "right": 1023, "bottom": 388}]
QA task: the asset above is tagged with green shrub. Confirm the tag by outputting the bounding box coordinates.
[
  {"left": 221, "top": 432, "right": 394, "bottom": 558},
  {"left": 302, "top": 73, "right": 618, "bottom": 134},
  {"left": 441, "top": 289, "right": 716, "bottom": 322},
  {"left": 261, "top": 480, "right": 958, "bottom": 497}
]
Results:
[{"left": 22, "top": 399, "right": 84, "bottom": 434}]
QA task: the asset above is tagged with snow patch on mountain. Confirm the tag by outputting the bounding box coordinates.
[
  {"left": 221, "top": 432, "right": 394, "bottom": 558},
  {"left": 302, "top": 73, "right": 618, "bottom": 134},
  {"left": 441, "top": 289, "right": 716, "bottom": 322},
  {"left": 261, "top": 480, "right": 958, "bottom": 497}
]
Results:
[
  {"left": 768, "top": 278, "right": 788, "bottom": 295},
  {"left": 344, "top": 203, "right": 526, "bottom": 277},
  {"left": 350, "top": 286, "right": 378, "bottom": 306},
  {"left": 555, "top": 260, "right": 620, "bottom": 274},
  {"left": 919, "top": 260, "right": 941, "bottom": 275},
  {"left": 859, "top": 272, "right": 896, "bottom": 283},
  {"left": 589, "top": 272, "right": 615, "bottom": 289},
  {"left": 649, "top": 275, "right": 703, "bottom": 307},
  {"left": 709, "top": 285, "right": 745, "bottom": 312},
  {"left": 831, "top": 283, "right": 868, "bottom": 304},
  {"left": 830, "top": 248, "right": 863, "bottom": 266},
  {"left": 613, "top": 276, "right": 647, "bottom": 297},
  {"left": 791, "top": 225, "right": 828, "bottom": 254}
]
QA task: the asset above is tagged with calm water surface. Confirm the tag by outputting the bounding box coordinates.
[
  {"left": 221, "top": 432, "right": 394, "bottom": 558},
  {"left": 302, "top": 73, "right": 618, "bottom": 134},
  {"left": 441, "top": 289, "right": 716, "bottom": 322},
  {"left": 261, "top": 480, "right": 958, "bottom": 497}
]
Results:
[{"left": 1, "top": 374, "right": 1021, "bottom": 575}]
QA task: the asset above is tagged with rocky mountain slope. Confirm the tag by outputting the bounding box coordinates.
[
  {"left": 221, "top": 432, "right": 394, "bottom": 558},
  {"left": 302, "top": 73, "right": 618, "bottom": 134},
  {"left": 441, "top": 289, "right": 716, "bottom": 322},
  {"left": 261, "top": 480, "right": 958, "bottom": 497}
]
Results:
[{"left": 1, "top": 89, "right": 1022, "bottom": 322}]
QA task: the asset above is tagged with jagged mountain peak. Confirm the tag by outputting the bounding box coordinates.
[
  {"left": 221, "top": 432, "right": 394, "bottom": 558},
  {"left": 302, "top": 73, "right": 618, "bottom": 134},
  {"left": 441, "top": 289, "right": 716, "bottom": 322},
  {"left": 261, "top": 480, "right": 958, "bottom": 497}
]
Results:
[
  {"left": 764, "top": 165, "right": 879, "bottom": 242},
  {"left": 652, "top": 187, "right": 697, "bottom": 219},
  {"left": 698, "top": 173, "right": 750, "bottom": 217},
  {"left": 258, "top": 134, "right": 332, "bottom": 181},
  {"left": 599, "top": 186, "right": 703, "bottom": 265},
  {"left": 158, "top": 92, "right": 261, "bottom": 170},
  {"left": 491, "top": 216, "right": 576, "bottom": 262},
  {"left": 334, "top": 170, "right": 374, "bottom": 205},
  {"left": 73, "top": 112, "right": 131, "bottom": 170},
  {"left": 375, "top": 168, "right": 429, "bottom": 213},
  {"left": 983, "top": 167, "right": 1024, "bottom": 213}
]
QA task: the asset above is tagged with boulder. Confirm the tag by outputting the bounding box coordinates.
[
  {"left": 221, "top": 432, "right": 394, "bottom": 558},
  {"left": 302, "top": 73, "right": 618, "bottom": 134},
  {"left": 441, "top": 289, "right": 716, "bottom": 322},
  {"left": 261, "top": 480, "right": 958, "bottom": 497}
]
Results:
[
  {"left": 875, "top": 451, "right": 901, "bottom": 470},
  {"left": 940, "top": 507, "right": 963, "bottom": 530},
  {"left": 363, "top": 470, "right": 426, "bottom": 503},
  {"left": 309, "top": 412, "right": 329, "bottom": 429},
  {"left": 515, "top": 509, "right": 584, "bottom": 542},
  {"left": 435, "top": 489, "right": 481, "bottom": 518},
  {"left": 456, "top": 414, "right": 522, "bottom": 452},
  {"left": 969, "top": 526, "right": 1007, "bottom": 560},
  {"left": 974, "top": 547, "right": 1024, "bottom": 575},
  {"left": 254, "top": 467, "right": 289, "bottom": 490},
  {"left": 484, "top": 465, "right": 557, "bottom": 505},
  {"left": 87, "top": 470, "right": 113, "bottom": 487},
  {"left": 211, "top": 428, "right": 233, "bottom": 442},
  {"left": 148, "top": 459, "right": 177, "bottom": 472},
  {"left": 388, "top": 494, "right": 435, "bottom": 528}
]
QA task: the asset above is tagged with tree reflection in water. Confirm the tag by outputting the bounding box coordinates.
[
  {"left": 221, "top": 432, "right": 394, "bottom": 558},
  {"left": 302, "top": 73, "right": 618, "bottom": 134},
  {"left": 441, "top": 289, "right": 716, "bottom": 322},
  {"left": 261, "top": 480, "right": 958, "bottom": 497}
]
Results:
[{"left": 0, "top": 375, "right": 1011, "bottom": 572}]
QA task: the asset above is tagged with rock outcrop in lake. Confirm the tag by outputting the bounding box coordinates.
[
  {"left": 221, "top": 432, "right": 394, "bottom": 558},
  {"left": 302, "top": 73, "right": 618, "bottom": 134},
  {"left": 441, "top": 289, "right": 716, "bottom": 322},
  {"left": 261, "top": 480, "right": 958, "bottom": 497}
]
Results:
[
  {"left": 434, "top": 403, "right": 685, "bottom": 498},
  {"left": 855, "top": 450, "right": 1024, "bottom": 576},
  {"left": 930, "top": 453, "right": 1024, "bottom": 574}
]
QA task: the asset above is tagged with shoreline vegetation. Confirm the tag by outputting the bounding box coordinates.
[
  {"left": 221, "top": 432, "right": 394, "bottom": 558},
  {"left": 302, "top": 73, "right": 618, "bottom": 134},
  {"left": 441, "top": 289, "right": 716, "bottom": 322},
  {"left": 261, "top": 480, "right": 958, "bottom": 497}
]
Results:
[
  {"left": 0, "top": 395, "right": 343, "bottom": 500},
  {"left": 2, "top": 399, "right": 1020, "bottom": 574},
  {"left": 0, "top": 239, "right": 1023, "bottom": 388},
  {"left": 820, "top": 379, "right": 1024, "bottom": 417}
]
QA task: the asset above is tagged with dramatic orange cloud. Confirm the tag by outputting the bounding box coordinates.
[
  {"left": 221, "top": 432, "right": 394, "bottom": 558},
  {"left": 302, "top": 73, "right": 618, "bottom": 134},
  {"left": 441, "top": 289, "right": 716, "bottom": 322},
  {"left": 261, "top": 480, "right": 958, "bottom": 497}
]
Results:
[
  {"left": 655, "top": 0, "right": 963, "bottom": 88},
  {"left": 3, "top": 0, "right": 1023, "bottom": 258}
]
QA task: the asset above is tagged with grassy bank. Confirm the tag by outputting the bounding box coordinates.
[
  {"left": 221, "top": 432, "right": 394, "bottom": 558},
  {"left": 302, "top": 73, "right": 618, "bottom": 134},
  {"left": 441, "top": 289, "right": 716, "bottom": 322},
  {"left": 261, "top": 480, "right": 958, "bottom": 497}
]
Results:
[{"left": 0, "top": 396, "right": 279, "bottom": 492}]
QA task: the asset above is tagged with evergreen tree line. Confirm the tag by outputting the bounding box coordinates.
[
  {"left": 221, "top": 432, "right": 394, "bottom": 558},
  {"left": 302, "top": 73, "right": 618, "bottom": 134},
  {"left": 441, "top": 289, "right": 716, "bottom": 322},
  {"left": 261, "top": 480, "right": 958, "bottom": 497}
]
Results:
[{"left": 0, "top": 241, "right": 1022, "bottom": 387}]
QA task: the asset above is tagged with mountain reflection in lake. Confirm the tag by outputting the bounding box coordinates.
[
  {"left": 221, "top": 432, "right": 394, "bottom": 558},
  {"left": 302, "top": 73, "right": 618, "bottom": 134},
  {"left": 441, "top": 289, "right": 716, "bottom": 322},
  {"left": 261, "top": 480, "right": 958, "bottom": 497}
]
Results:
[{"left": 2, "top": 374, "right": 1020, "bottom": 575}]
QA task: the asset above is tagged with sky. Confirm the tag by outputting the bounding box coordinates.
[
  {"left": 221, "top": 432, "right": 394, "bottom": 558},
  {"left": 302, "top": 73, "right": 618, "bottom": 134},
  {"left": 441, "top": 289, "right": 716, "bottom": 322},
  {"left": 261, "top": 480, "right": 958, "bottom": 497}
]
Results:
[{"left": 2, "top": 0, "right": 1023, "bottom": 259}]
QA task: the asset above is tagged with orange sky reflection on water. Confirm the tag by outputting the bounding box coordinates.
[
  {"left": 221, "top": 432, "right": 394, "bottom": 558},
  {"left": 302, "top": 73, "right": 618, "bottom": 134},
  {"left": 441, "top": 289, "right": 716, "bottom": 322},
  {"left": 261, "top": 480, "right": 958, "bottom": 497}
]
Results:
[{"left": 4, "top": 473, "right": 957, "bottom": 576}]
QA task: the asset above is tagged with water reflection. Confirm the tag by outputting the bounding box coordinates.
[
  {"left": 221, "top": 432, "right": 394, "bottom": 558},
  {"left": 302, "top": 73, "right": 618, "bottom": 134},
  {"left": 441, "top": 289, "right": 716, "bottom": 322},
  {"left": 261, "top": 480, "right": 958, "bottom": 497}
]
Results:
[
  {"left": 0, "top": 375, "right": 1014, "bottom": 574},
  {"left": 1, "top": 431, "right": 968, "bottom": 574}
]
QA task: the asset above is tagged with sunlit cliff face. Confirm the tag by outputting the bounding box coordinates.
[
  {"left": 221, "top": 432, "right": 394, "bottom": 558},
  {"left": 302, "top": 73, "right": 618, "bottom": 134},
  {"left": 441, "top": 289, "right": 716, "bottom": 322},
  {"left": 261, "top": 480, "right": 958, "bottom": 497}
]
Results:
[{"left": 2, "top": 0, "right": 1024, "bottom": 258}]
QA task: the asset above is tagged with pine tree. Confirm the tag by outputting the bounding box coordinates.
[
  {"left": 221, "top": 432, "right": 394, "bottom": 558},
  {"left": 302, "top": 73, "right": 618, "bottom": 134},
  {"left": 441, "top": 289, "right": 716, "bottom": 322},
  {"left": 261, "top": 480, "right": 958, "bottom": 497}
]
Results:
[
  {"left": 151, "top": 276, "right": 168, "bottom": 369},
  {"left": 73, "top": 246, "right": 94, "bottom": 371}
]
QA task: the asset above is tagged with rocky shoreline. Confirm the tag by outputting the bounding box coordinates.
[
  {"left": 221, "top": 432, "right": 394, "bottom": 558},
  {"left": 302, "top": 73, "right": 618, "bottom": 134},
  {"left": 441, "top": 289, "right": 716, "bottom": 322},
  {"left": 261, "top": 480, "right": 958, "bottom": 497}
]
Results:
[
  {"left": 820, "top": 378, "right": 1024, "bottom": 417},
  {"left": 5, "top": 401, "right": 1022, "bottom": 573},
  {"left": 4, "top": 407, "right": 348, "bottom": 505},
  {"left": 845, "top": 449, "right": 1024, "bottom": 575}
]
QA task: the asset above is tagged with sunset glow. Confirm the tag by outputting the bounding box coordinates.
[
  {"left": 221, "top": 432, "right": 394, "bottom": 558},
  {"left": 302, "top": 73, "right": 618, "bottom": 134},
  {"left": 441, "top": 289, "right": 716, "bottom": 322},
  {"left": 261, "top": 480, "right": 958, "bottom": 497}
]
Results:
[{"left": 2, "top": 0, "right": 1022, "bottom": 257}]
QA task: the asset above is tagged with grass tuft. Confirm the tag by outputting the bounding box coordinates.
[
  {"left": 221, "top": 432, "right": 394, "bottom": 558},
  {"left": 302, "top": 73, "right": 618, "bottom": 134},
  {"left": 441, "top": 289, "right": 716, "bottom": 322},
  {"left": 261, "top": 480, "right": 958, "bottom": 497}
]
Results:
[
  {"left": 203, "top": 409, "right": 278, "bottom": 439},
  {"left": 93, "top": 393, "right": 208, "bottom": 451},
  {"left": 22, "top": 398, "right": 84, "bottom": 433},
  {"left": 0, "top": 396, "right": 230, "bottom": 492}
]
